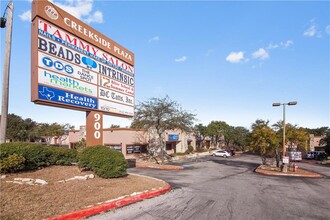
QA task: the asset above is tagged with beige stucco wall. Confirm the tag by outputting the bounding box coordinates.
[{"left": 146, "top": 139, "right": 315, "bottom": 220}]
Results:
[{"left": 68, "top": 126, "right": 196, "bottom": 156}]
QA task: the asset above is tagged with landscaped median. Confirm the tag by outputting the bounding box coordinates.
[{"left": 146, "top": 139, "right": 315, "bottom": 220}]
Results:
[{"left": 255, "top": 164, "right": 322, "bottom": 178}]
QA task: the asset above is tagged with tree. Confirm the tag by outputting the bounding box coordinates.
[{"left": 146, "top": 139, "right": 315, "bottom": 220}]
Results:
[
  {"left": 206, "top": 121, "right": 231, "bottom": 148},
  {"left": 131, "top": 96, "right": 196, "bottom": 163},
  {"left": 110, "top": 124, "right": 120, "bottom": 128},
  {"left": 193, "top": 123, "right": 207, "bottom": 148},
  {"left": 273, "top": 122, "right": 309, "bottom": 153},
  {"left": 250, "top": 119, "right": 278, "bottom": 165},
  {"left": 232, "top": 126, "right": 250, "bottom": 151},
  {"left": 304, "top": 126, "right": 328, "bottom": 136},
  {"left": 319, "top": 129, "right": 330, "bottom": 155}
]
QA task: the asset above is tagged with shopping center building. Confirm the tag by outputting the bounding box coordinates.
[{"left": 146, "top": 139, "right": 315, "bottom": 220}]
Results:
[{"left": 68, "top": 126, "right": 196, "bottom": 157}]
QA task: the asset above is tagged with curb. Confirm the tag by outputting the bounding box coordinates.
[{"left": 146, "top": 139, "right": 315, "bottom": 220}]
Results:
[
  {"left": 136, "top": 162, "right": 184, "bottom": 170},
  {"left": 46, "top": 179, "right": 171, "bottom": 220},
  {"left": 254, "top": 166, "right": 322, "bottom": 178}
]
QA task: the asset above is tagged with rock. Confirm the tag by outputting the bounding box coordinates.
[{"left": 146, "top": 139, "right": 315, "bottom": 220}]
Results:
[
  {"left": 1, "top": 175, "right": 6, "bottom": 179},
  {"left": 35, "top": 179, "right": 48, "bottom": 185}
]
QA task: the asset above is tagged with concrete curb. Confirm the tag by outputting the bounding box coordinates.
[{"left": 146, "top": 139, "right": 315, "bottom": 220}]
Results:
[
  {"left": 136, "top": 162, "right": 184, "bottom": 170},
  {"left": 46, "top": 178, "right": 171, "bottom": 220},
  {"left": 254, "top": 166, "right": 322, "bottom": 178}
]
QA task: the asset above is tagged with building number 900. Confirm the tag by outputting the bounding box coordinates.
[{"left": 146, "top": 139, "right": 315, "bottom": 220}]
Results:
[{"left": 94, "top": 113, "right": 101, "bottom": 139}]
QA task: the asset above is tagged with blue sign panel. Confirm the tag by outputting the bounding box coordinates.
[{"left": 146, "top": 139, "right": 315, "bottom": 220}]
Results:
[
  {"left": 38, "top": 85, "right": 97, "bottom": 110},
  {"left": 168, "top": 134, "right": 179, "bottom": 141}
]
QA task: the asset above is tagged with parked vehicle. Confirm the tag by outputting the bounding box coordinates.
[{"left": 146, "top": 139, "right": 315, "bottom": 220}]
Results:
[
  {"left": 306, "top": 151, "right": 327, "bottom": 160},
  {"left": 315, "top": 152, "right": 328, "bottom": 161},
  {"left": 212, "top": 150, "right": 231, "bottom": 158},
  {"left": 288, "top": 151, "right": 302, "bottom": 161}
]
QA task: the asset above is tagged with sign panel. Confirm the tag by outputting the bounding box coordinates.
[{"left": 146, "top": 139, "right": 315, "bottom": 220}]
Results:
[
  {"left": 169, "top": 134, "right": 179, "bottom": 141},
  {"left": 31, "top": 0, "right": 135, "bottom": 118},
  {"left": 38, "top": 85, "right": 98, "bottom": 110},
  {"left": 38, "top": 51, "right": 98, "bottom": 84},
  {"left": 32, "top": 0, "right": 134, "bottom": 65}
]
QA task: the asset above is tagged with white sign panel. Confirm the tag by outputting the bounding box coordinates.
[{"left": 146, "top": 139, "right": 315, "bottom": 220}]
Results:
[
  {"left": 38, "top": 69, "right": 98, "bottom": 97},
  {"left": 38, "top": 51, "right": 98, "bottom": 84},
  {"left": 99, "top": 99, "right": 134, "bottom": 116}
]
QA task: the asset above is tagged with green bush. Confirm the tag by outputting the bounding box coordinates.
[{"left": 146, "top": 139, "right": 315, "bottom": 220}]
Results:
[
  {"left": 0, "top": 142, "right": 78, "bottom": 172},
  {"left": 187, "top": 145, "right": 194, "bottom": 153},
  {"left": 79, "top": 145, "right": 128, "bottom": 178},
  {"left": 47, "top": 147, "right": 78, "bottom": 165},
  {"left": 0, "top": 153, "right": 26, "bottom": 173}
]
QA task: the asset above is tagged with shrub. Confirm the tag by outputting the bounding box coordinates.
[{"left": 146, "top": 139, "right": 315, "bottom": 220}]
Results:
[
  {"left": 0, "top": 142, "right": 78, "bottom": 172},
  {"left": 187, "top": 145, "right": 194, "bottom": 153},
  {"left": 0, "top": 154, "right": 26, "bottom": 173},
  {"left": 79, "top": 145, "right": 128, "bottom": 178},
  {"left": 0, "top": 142, "right": 51, "bottom": 170},
  {"left": 47, "top": 147, "right": 78, "bottom": 165}
]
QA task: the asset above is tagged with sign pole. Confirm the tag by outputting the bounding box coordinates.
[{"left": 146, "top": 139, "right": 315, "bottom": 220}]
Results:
[{"left": 86, "top": 111, "right": 103, "bottom": 147}]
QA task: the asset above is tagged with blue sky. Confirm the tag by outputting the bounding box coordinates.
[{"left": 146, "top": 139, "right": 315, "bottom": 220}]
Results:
[{"left": 0, "top": 0, "right": 329, "bottom": 130}]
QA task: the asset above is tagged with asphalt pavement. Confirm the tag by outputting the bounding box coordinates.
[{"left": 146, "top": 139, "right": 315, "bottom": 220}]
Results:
[{"left": 88, "top": 154, "right": 330, "bottom": 220}]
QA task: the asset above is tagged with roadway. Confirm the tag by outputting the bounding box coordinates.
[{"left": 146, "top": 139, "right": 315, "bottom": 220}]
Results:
[{"left": 88, "top": 154, "right": 330, "bottom": 220}]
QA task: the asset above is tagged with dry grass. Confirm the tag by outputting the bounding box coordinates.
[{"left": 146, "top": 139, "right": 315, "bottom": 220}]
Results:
[
  {"left": 0, "top": 166, "right": 166, "bottom": 220},
  {"left": 256, "top": 164, "right": 321, "bottom": 177}
]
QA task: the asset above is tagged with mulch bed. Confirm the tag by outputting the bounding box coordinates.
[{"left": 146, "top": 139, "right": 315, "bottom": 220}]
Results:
[
  {"left": 0, "top": 166, "right": 166, "bottom": 220},
  {"left": 255, "top": 164, "right": 322, "bottom": 177}
]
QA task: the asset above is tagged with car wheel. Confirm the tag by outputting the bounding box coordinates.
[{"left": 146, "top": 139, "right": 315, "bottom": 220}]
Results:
[
  {"left": 212, "top": 154, "right": 215, "bottom": 156},
  {"left": 223, "top": 155, "right": 227, "bottom": 158}
]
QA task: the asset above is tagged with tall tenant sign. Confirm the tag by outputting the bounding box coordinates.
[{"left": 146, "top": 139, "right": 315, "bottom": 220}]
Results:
[{"left": 31, "top": 0, "right": 135, "bottom": 146}]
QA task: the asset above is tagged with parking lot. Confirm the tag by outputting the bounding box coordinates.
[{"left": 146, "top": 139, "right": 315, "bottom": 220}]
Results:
[{"left": 89, "top": 154, "right": 330, "bottom": 220}]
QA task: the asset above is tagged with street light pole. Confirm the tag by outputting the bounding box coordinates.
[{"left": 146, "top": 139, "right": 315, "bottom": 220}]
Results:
[
  {"left": 272, "top": 101, "right": 297, "bottom": 172},
  {"left": 0, "top": 1, "right": 14, "bottom": 144}
]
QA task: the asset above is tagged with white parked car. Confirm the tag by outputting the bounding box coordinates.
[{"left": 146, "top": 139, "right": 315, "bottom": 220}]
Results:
[{"left": 212, "top": 150, "right": 231, "bottom": 158}]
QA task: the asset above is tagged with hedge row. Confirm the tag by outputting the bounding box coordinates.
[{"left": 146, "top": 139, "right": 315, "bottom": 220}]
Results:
[
  {"left": 0, "top": 143, "right": 128, "bottom": 178},
  {"left": 0, "top": 142, "right": 78, "bottom": 173}
]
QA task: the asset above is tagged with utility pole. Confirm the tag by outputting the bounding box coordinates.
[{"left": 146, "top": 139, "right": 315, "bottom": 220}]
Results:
[{"left": 0, "top": 1, "right": 14, "bottom": 144}]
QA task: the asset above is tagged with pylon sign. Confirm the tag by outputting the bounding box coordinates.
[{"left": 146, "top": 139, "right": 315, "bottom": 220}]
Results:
[{"left": 31, "top": 0, "right": 135, "bottom": 118}]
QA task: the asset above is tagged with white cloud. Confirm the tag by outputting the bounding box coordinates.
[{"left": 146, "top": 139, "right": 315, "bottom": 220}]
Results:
[
  {"left": 225, "top": 51, "right": 245, "bottom": 63},
  {"left": 267, "top": 43, "right": 279, "bottom": 50},
  {"left": 303, "top": 19, "right": 323, "bottom": 37},
  {"left": 252, "top": 48, "right": 269, "bottom": 60},
  {"left": 304, "top": 24, "right": 317, "bottom": 37},
  {"left": 52, "top": 0, "right": 103, "bottom": 24},
  {"left": 174, "top": 56, "right": 187, "bottom": 63},
  {"left": 19, "top": 0, "right": 103, "bottom": 24},
  {"left": 280, "top": 40, "right": 294, "bottom": 48},
  {"left": 326, "top": 25, "right": 330, "bottom": 35},
  {"left": 84, "top": 11, "right": 103, "bottom": 24},
  {"left": 267, "top": 40, "right": 293, "bottom": 50},
  {"left": 19, "top": 10, "right": 31, "bottom": 21},
  {"left": 148, "top": 36, "right": 160, "bottom": 43}
]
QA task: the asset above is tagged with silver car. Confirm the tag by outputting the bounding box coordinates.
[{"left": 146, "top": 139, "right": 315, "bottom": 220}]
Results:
[{"left": 212, "top": 150, "right": 231, "bottom": 158}]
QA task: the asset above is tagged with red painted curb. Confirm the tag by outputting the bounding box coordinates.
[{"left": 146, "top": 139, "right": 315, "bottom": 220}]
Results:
[
  {"left": 255, "top": 170, "right": 322, "bottom": 178},
  {"left": 46, "top": 183, "right": 171, "bottom": 220}
]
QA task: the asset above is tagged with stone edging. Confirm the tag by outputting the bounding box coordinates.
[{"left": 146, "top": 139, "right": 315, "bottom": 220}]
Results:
[
  {"left": 254, "top": 165, "right": 322, "bottom": 178},
  {"left": 46, "top": 174, "right": 171, "bottom": 220}
]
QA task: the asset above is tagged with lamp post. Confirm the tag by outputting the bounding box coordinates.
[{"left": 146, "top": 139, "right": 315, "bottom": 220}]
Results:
[
  {"left": 272, "top": 101, "right": 297, "bottom": 172},
  {"left": 0, "top": 1, "right": 14, "bottom": 144}
]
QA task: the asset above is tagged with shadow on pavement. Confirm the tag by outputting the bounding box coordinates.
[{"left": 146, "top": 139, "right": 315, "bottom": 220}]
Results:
[{"left": 210, "top": 157, "right": 259, "bottom": 169}]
